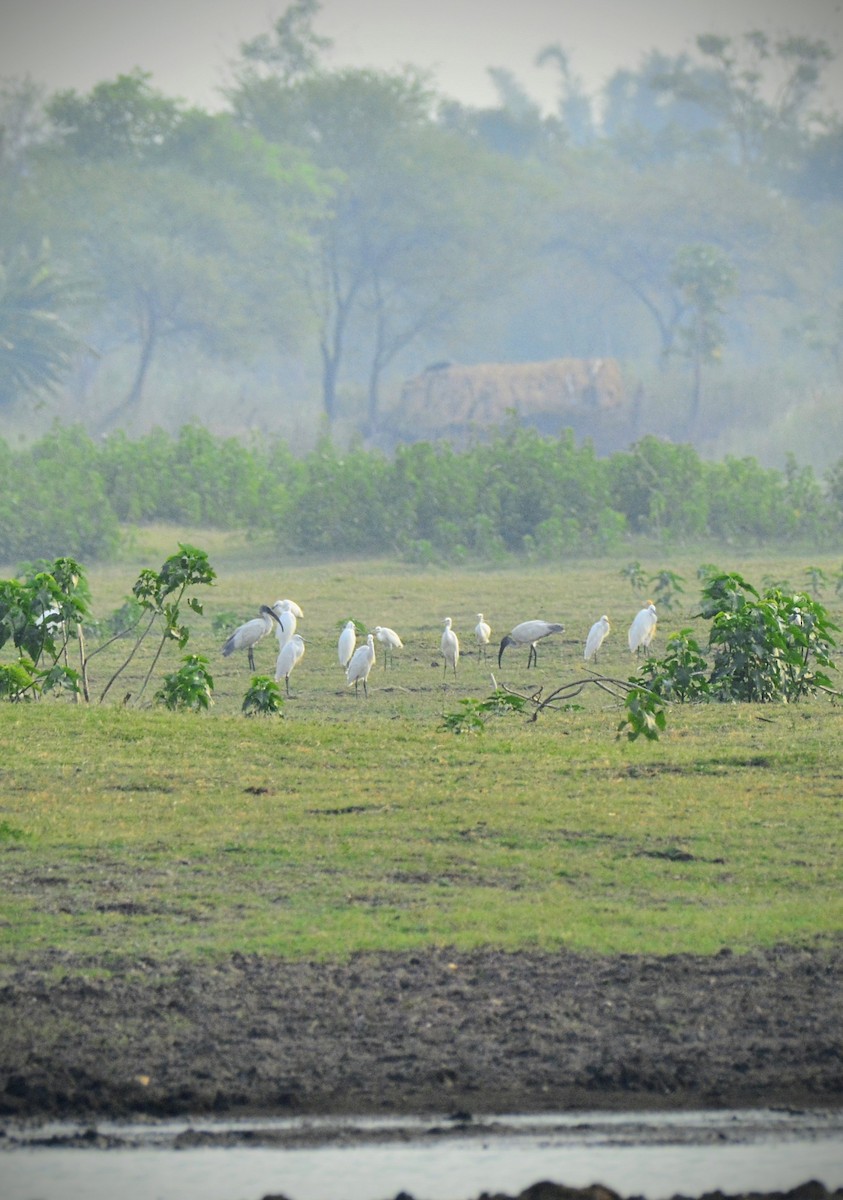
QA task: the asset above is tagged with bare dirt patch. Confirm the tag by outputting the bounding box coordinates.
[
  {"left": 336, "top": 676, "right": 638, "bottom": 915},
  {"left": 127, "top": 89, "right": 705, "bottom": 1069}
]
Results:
[{"left": 1, "top": 942, "right": 840, "bottom": 1122}]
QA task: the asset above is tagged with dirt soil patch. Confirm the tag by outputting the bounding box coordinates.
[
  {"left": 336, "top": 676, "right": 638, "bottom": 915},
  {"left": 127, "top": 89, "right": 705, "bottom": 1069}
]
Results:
[{"left": 1, "top": 942, "right": 841, "bottom": 1122}]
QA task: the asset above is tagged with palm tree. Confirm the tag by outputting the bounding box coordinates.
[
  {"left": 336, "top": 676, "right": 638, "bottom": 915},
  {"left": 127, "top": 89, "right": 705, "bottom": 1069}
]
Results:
[{"left": 0, "top": 242, "right": 84, "bottom": 406}]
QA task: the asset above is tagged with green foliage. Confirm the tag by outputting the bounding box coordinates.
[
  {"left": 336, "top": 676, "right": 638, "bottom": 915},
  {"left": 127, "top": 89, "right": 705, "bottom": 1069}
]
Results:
[
  {"left": 608, "top": 437, "right": 708, "bottom": 539},
  {"left": 648, "top": 568, "right": 685, "bottom": 612},
  {"left": 617, "top": 684, "right": 667, "bottom": 741},
  {"left": 0, "top": 556, "right": 90, "bottom": 677},
  {"left": 0, "top": 242, "right": 86, "bottom": 406},
  {"left": 0, "top": 428, "right": 120, "bottom": 563},
  {"left": 442, "top": 689, "right": 528, "bottom": 734},
  {"left": 2, "top": 426, "right": 843, "bottom": 567},
  {"left": 804, "top": 566, "right": 827, "bottom": 596},
  {"left": 154, "top": 654, "right": 214, "bottom": 711},
  {"left": 100, "top": 543, "right": 216, "bottom": 703},
  {"left": 242, "top": 675, "right": 286, "bottom": 717},
  {"left": 707, "top": 584, "right": 837, "bottom": 702},
  {"left": 620, "top": 560, "right": 647, "bottom": 592},
  {"left": 638, "top": 630, "right": 712, "bottom": 702},
  {"left": 637, "top": 570, "right": 839, "bottom": 706},
  {"left": 0, "top": 660, "right": 37, "bottom": 701}
]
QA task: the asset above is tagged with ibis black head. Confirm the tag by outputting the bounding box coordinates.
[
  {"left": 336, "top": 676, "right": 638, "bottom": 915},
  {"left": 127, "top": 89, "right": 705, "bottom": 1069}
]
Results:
[
  {"left": 261, "top": 604, "right": 283, "bottom": 626},
  {"left": 497, "top": 635, "right": 513, "bottom": 667}
]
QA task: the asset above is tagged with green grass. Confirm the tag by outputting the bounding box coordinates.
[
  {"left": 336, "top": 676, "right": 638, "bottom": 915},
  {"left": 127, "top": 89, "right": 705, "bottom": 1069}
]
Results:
[{"left": 1, "top": 541, "right": 842, "bottom": 970}]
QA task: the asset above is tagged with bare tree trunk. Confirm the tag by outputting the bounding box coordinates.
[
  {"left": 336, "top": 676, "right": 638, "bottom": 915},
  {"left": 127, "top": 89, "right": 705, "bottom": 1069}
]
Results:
[{"left": 98, "top": 290, "right": 158, "bottom": 432}]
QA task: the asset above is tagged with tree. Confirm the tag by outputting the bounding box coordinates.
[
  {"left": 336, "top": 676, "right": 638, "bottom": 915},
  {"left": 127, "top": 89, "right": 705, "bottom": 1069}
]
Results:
[
  {"left": 47, "top": 69, "right": 185, "bottom": 159},
  {"left": 36, "top": 74, "right": 322, "bottom": 428},
  {"left": 650, "top": 32, "right": 836, "bottom": 176},
  {"left": 232, "top": 62, "right": 536, "bottom": 429},
  {"left": 0, "top": 241, "right": 85, "bottom": 407},
  {"left": 669, "top": 243, "right": 738, "bottom": 432},
  {"left": 238, "top": 0, "right": 332, "bottom": 84}
]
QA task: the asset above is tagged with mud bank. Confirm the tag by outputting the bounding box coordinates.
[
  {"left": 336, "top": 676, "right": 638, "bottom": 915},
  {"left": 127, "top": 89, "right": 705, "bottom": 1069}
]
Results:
[{"left": 1, "top": 942, "right": 841, "bottom": 1121}]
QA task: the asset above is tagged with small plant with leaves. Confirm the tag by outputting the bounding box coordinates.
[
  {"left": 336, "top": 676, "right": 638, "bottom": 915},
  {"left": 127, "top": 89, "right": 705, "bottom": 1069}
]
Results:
[
  {"left": 804, "top": 566, "right": 827, "bottom": 596},
  {"left": 702, "top": 574, "right": 837, "bottom": 702},
  {"left": 242, "top": 675, "right": 285, "bottom": 717},
  {"left": 648, "top": 568, "right": 685, "bottom": 613},
  {"left": 637, "top": 629, "right": 711, "bottom": 703},
  {"left": 99, "top": 544, "right": 216, "bottom": 703},
  {"left": 617, "top": 684, "right": 667, "bottom": 742},
  {"left": 154, "top": 654, "right": 214, "bottom": 712},
  {"left": 442, "top": 689, "right": 528, "bottom": 733},
  {"left": 0, "top": 557, "right": 91, "bottom": 700},
  {"left": 0, "top": 661, "right": 38, "bottom": 701},
  {"left": 620, "top": 560, "right": 647, "bottom": 593}
]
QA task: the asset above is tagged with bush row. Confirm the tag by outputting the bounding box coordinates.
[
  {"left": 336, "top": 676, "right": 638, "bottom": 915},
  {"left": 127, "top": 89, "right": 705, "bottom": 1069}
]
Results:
[{"left": 1, "top": 423, "right": 841, "bottom": 564}]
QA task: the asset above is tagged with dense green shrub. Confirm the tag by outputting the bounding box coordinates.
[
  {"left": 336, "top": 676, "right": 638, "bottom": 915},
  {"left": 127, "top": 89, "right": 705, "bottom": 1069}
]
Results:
[
  {"left": 608, "top": 436, "right": 708, "bottom": 539},
  {"left": 0, "top": 424, "right": 841, "bottom": 564},
  {"left": 0, "top": 428, "right": 120, "bottom": 563}
]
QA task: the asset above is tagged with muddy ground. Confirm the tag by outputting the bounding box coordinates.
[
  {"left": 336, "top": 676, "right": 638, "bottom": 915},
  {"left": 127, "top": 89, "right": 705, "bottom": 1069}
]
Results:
[{"left": 1, "top": 941, "right": 841, "bottom": 1124}]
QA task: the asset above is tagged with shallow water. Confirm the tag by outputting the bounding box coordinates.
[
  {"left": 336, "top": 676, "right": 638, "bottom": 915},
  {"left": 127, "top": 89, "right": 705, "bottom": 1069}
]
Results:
[{"left": 3, "top": 1108, "right": 842, "bottom": 1200}]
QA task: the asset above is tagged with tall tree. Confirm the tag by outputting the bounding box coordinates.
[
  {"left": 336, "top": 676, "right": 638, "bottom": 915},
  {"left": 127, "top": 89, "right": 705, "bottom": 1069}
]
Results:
[
  {"left": 669, "top": 243, "right": 738, "bottom": 432},
  {"left": 0, "top": 241, "right": 85, "bottom": 407},
  {"left": 37, "top": 74, "right": 322, "bottom": 429},
  {"left": 231, "top": 59, "right": 535, "bottom": 429},
  {"left": 650, "top": 31, "right": 836, "bottom": 176}
]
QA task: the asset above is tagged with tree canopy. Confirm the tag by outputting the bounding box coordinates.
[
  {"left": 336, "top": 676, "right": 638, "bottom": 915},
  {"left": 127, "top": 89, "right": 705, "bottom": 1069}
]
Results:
[{"left": 0, "top": 2, "right": 840, "bottom": 466}]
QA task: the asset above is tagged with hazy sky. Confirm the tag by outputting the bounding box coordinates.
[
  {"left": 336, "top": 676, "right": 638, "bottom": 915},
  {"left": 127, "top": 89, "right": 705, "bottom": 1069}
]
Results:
[{"left": 2, "top": 0, "right": 842, "bottom": 113}]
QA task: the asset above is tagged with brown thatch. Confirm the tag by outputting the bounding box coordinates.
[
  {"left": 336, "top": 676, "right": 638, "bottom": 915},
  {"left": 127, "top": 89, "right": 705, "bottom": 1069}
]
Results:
[{"left": 400, "top": 358, "right": 625, "bottom": 432}]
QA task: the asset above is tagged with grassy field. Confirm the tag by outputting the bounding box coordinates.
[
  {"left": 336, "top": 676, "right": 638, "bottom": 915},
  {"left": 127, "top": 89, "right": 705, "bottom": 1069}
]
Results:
[{"left": 1, "top": 533, "right": 842, "bottom": 970}]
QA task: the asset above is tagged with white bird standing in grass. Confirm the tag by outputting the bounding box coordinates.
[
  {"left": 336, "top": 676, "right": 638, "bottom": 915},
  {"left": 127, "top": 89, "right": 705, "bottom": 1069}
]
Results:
[
  {"left": 221, "top": 605, "right": 281, "bottom": 671},
  {"left": 272, "top": 599, "right": 299, "bottom": 648},
  {"left": 347, "top": 633, "right": 376, "bottom": 697},
  {"left": 441, "top": 617, "right": 459, "bottom": 677},
  {"left": 628, "top": 602, "right": 658, "bottom": 654},
  {"left": 584, "top": 615, "right": 611, "bottom": 662},
  {"left": 374, "top": 625, "right": 403, "bottom": 668},
  {"left": 475, "top": 613, "right": 491, "bottom": 659},
  {"left": 498, "top": 619, "right": 564, "bottom": 668},
  {"left": 338, "top": 620, "right": 357, "bottom": 669},
  {"left": 275, "top": 633, "right": 305, "bottom": 696}
]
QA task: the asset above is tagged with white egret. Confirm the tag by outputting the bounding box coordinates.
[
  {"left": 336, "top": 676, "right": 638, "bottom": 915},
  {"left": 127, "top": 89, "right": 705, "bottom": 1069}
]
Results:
[
  {"left": 475, "top": 613, "right": 491, "bottom": 659},
  {"left": 338, "top": 620, "right": 357, "bottom": 669},
  {"left": 628, "top": 602, "right": 658, "bottom": 654},
  {"left": 347, "top": 633, "right": 376, "bottom": 697},
  {"left": 274, "top": 598, "right": 303, "bottom": 619},
  {"left": 221, "top": 605, "right": 280, "bottom": 671},
  {"left": 275, "top": 633, "right": 305, "bottom": 696},
  {"left": 272, "top": 599, "right": 298, "bottom": 648},
  {"left": 441, "top": 617, "right": 459, "bottom": 677},
  {"left": 584, "top": 615, "right": 611, "bottom": 662},
  {"left": 374, "top": 625, "right": 403, "bottom": 668},
  {"left": 498, "top": 619, "right": 564, "bottom": 668}
]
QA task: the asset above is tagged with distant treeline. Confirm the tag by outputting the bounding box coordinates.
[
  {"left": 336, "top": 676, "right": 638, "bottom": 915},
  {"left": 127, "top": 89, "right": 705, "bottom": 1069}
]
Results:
[{"left": 2, "top": 425, "right": 841, "bottom": 564}]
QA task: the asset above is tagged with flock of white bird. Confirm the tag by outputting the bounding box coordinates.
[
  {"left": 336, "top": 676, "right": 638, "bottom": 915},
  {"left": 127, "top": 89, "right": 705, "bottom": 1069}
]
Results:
[{"left": 221, "top": 597, "right": 659, "bottom": 698}]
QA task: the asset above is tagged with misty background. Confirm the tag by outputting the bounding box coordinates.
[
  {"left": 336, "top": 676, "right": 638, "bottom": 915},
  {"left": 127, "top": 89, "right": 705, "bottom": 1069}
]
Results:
[{"left": 1, "top": 0, "right": 842, "bottom": 472}]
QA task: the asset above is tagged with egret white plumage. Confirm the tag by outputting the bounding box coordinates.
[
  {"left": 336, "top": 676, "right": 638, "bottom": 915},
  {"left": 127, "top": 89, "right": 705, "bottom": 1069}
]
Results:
[
  {"left": 221, "top": 605, "right": 280, "bottom": 671},
  {"left": 272, "top": 599, "right": 298, "bottom": 648},
  {"left": 498, "top": 619, "right": 564, "bottom": 668},
  {"left": 338, "top": 620, "right": 357, "bottom": 668},
  {"left": 374, "top": 625, "right": 403, "bottom": 668},
  {"left": 628, "top": 602, "right": 658, "bottom": 654},
  {"left": 275, "top": 633, "right": 305, "bottom": 696},
  {"left": 347, "top": 633, "right": 376, "bottom": 697},
  {"left": 584, "top": 615, "right": 611, "bottom": 662},
  {"left": 441, "top": 617, "right": 459, "bottom": 677},
  {"left": 274, "top": 598, "right": 303, "bottom": 619},
  {"left": 475, "top": 613, "right": 491, "bottom": 659}
]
